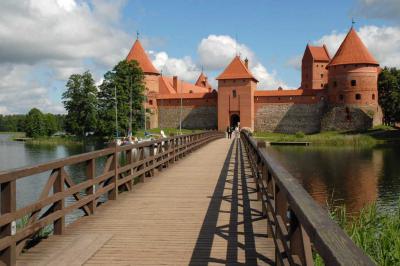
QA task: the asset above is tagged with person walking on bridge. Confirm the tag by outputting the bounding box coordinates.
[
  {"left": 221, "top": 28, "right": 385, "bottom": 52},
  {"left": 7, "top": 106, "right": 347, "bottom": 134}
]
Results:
[{"left": 226, "top": 126, "right": 231, "bottom": 139}]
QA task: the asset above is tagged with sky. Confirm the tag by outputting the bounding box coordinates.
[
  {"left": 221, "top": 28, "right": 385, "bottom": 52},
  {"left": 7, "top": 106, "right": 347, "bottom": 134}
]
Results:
[{"left": 0, "top": 0, "right": 399, "bottom": 114}]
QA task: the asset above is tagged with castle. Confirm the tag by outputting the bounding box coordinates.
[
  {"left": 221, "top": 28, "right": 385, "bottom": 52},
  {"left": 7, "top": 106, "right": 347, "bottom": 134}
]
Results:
[{"left": 126, "top": 27, "right": 382, "bottom": 133}]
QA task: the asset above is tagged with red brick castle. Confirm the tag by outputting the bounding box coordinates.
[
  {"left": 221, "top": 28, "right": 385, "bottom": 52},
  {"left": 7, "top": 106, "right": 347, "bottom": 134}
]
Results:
[{"left": 127, "top": 27, "right": 381, "bottom": 133}]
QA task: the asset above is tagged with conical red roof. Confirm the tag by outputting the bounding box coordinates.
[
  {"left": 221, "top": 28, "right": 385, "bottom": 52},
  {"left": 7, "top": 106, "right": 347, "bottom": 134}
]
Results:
[
  {"left": 195, "top": 72, "right": 212, "bottom": 91},
  {"left": 328, "top": 28, "right": 378, "bottom": 67},
  {"left": 126, "top": 39, "right": 160, "bottom": 75},
  {"left": 216, "top": 56, "right": 258, "bottom": 82}
]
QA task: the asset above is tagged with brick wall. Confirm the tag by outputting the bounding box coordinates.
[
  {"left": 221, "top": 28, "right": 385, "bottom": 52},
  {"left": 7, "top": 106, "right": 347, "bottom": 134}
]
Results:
[
  {"left": 254, "top": 102, "right": 325, "bottom": 133},
  {"left": 158, "top": 106, "right": 217, "bottom": 129}
]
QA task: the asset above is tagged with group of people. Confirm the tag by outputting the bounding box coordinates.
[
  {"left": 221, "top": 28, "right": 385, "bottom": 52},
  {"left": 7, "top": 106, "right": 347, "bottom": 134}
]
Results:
[{"left": 226, "top": 126, "right": 240, "bottom": 139}]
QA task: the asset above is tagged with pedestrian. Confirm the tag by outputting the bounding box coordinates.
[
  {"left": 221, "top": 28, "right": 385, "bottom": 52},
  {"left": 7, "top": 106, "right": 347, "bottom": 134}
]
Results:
[{"left": 226, "top": 126, "right": 230, "bottom": 139}]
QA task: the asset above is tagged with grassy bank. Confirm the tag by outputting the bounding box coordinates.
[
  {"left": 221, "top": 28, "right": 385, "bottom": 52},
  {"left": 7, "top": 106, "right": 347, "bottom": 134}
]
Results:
[
  {"left": 314, "top": 202, "right": 400, "bottom": 265},
  {"left": 0, "top": 131, "right": 26, "bottom": 140},
  {"left": 24, "top": 136, "right": 83, "bottom": 145},
  {"left": 254, "top": 126, "right": 400, "bottom": 146}
]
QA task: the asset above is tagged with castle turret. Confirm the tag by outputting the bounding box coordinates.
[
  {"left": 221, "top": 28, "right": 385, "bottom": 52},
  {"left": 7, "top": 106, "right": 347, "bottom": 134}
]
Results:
[
  {"left": 322, "top": 27, "right": 381, "bottom": 130},
  {"left": 216, "top": 56, "right": 258, "bottom": 131},
  {"left": 326, "top": 27, "right": 379, "bottom": 106},
  {"left": 301, "top": 44, "right": 330, "bottom": 90},
  {"left": 126, "top": 38, "right": 160, "bottom": 129}
]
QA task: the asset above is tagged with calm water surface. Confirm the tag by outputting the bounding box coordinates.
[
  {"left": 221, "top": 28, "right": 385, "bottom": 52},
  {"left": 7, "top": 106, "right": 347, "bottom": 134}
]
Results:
[
  {"left": 267, "top": 144, "right": 400, "bottom": 212},
  {"left": 0, "top": 134, "right": 105, "bottom": 223}
]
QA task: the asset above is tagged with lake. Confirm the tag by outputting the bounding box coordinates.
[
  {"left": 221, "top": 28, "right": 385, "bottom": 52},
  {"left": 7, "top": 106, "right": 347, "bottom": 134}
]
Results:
[
  {"left": 267, "top": 144, "right": 400, "bottom": 213},
  {"left": 1, "top": 133, "right": 399, "bottom": 218}
]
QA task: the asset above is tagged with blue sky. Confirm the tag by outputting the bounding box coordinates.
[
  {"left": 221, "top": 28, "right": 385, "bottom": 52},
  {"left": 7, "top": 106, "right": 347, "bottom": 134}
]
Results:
[{"left": 0, "top": 0, "right": 399, "bottom": 114}]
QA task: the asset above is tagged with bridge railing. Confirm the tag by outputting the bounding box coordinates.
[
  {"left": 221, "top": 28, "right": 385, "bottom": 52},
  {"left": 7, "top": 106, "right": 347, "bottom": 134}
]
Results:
[
  {"left": 240, "top": 130, "right": 375, "bottom": 266},
  {"left": 0, "top": 131, "right": 224, "bottom": 265}
]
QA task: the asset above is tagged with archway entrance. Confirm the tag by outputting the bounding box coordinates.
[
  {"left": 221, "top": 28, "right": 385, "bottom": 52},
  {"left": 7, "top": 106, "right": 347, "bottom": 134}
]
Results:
[{"left": 230, "top": 114, "right": 240, "bottom": 128}]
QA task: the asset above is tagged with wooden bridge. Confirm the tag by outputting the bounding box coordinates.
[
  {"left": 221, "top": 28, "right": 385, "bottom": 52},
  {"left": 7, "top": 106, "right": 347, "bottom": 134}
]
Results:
[{"left": 0, "top": 131, "right": 374, "bottom": 265}]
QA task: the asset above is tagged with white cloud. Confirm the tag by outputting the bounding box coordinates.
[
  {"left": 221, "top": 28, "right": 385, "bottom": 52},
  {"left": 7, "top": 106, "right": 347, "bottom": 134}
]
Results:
[
  {"left": 353, "top": 0, "right": 400, "bottom": 20},
  {"left": 0, "top": 0, "right": 132, "bottom": 114},
  {"left": 151, "top": 51, "right": 200, "bottom": 82},
  {"left": 0, "top": 64, "right": 63, "bottom": 114},
  {"left": 314, "top": 25, "right": 400, "bottom": 68},
  {"left": 197, "top": 35, "right": 286, "bottom": 90}
]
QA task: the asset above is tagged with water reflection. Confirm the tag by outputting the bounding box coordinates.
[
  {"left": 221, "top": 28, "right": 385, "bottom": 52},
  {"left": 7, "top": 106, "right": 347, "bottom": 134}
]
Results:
[{"left": 268, "top": 145, "right": 400, "bottom": 213}]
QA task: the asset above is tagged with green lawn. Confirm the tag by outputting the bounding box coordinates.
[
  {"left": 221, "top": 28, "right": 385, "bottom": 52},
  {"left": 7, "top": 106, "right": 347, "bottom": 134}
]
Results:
[
  {"left": 254, "top": 126, "right": 400, "bottom": 146},
  {"left": 134, "top": 128, "right": 203, "bottom": 138}
]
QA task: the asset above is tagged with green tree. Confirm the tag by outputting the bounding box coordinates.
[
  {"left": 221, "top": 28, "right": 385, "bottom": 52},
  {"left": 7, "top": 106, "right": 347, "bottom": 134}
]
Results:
[
  {"left": 97, "top": 60, "right": 145, "bottom": 138},
  {"left": 25, "top": 108, "right": 46, "bottom": 137},
  {"left": 378, "top": 67, "right": 400, "bottom": 125},
  {"left": 44, "top": 113, "right": 58, "bottom": 136},
  {"left": 62, "top": 71, "right": 98, "bottom": 137}
]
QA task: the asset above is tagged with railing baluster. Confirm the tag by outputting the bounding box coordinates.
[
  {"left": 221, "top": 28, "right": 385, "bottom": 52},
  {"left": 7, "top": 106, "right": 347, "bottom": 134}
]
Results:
[
  {"left": 0, "top": 180, "right": 16, "bottom": 265},
  {"left": 109, "top": 144, "right": 118, "bottom": 200},
  {"left": 53, "top": 168, "right": 65, "bottom": 235},
  {"left": 86, "top": 159, "right": 96, "bottom": 214}
]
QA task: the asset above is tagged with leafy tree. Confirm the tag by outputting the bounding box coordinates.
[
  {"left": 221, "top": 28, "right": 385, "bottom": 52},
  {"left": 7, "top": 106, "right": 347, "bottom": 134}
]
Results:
[
  {"left": 378, "top": 67, "right": 400, "bottom": 125},
  {"left": 44, "top": 113, "right": 58, "bottom": 136},
  {"left": 97, "top": 60, "right": 145, "bottom": 138},
  {"left": 25, "top": 108, "right": 46, "bottom": 137},
  {"left": 0, "top": 114, "right": 26, "bottom": 132},
  {"left": 62, "top": 71, "right": 98, "bottom": 137}
]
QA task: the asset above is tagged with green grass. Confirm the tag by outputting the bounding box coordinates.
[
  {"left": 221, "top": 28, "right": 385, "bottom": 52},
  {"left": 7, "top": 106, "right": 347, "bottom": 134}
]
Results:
[
  {"left": 314, "top": 202, "right": 400, "bottom": 265},
  {"left": 25, "top": 136, "right": 82, "bottom": 145},
  {"left": 0, "top": 131, "right": 26, "bottom": 140},
  {"left": 254, "top": 126, "right": 400, "bottom": 147}
]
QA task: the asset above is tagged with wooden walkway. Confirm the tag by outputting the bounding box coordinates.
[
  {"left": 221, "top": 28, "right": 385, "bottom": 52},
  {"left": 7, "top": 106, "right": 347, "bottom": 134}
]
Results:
[{"left": 17, "top": 138, "right": 274, "bottom": 265}]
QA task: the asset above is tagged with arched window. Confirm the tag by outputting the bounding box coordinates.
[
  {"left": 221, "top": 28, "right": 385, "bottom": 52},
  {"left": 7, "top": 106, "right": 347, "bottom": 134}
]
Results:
[
  {"left": 351, "top": 80, "right": 357, "bottom": 86},
  {"left": 372, "top": 94, "right": 375, "bottom": 100},
  {"left": 355, "top": 93, "right": 361, "bottom": 100},
  {"left": 232, "top": 90, "right": 237, "bottom": 98},
  {"left": 339, "top": 94, "right": 344, "bottom": 101}
]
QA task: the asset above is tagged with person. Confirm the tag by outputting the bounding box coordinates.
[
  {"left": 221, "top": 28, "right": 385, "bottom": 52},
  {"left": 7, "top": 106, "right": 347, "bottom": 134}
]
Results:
[
  {"left": 226, "top": 126, "right": 230, "bottom": 139},
  {"left": 234, "top": 126, "right": 239, "bottom": 138},
  {"left": 227, "top": 126, "right": 232, "bottom": 139}
]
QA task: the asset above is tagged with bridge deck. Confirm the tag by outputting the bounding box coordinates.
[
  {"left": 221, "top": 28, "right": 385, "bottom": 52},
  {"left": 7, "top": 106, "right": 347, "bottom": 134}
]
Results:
[{"left": 17, "top": 138, "right": 274, "bottom": 265}]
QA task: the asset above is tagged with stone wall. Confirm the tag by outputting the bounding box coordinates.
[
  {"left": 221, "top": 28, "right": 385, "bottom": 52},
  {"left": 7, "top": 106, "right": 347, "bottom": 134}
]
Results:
[
  {"left": 254, "top": 102, "right": 325, "bottom": 133},
  {"left": 158, "top": 106, "right": 218, "bottom": 129},
  {"left": 321, "top": 105, "right": 382, "bottom": 131}
]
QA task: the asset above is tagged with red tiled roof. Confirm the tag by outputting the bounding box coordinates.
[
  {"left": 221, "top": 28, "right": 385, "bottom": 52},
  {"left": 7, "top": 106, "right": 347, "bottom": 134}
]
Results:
[
  {"left": 126, "top": 39, "right": 160, "bottom": 75},
  {"left": 216, "top": 56, "right": 258, "bottom": 82},
  {"left": 328, "top": 28, "right": 378, "bottom": 67},
  {"left": 158, "top": 76, "right": 210, "bottom": 95},
  {"left": 307, "top": 45, "right": 330, "bottom": 61},
  {"left": 195, "top": 72, "right": 212, "bottom": 91}
]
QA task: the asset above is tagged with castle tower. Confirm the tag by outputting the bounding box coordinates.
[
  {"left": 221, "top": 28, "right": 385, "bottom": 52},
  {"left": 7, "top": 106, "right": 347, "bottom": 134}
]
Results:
[
  {"left": 195, "top": 72, "right": 212, "bottom": 92},
  {"left": 216, "top": 56, "right": 258, "bottom": 131},
  {"left": 322, "top": 27, "right": 381, "bottom": 130},
  {"left": 301, "top": 44, "right": 330, "bottom": 89},
  {"left": 126, "top": 39, "right": 160, "bottom": 129}
]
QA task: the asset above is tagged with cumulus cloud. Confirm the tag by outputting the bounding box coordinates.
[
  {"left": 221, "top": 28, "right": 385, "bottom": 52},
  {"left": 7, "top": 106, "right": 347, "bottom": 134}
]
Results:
[
  {"left": 0, "top": 64, "right": 63, "bottom": 114},
  {"left": 151, "top": 51, "right": 200, "bottom": 82},
  {"left": 286, "top": 54, "right": 302, "bottom": 71},
  {"left": 314, "top": 25, "right": 400, "bottom": 68},
  {"left": 353, "top": 0, "right": 400, "bottom": 21},
  {"left": 0, "top": 0, "right": 132, "bottom": 114},
  {"left": 197, "top": 35, "right": 286, "bottom": 89}
]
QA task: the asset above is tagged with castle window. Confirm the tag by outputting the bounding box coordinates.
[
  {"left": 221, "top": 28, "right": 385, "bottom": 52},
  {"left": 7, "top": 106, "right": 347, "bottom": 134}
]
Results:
[
  {"left": 333, "top": 81, "right": 337, "bottom": 87},
  {"left": 321, "top": 74, "right": 324, "bottom": 78},
  {"left": 339, "top": 94, "right": 344, "bottom": 101},
  {"left": 351, "top": 80, "right": 357, "bottom": 86},
  {"left": 149, "top": 100, "right": 153, "bottom": 105},
  {"left": 316, "top": 65, "right": 319, "bottom": 67},
  {"left": 189, "top": 90, "right": 193, "bottom": 93},
  {"left": 356, "top": 93, "right": 361, "bottom": 100},
  {"left": 372, "top": 94, "right": 375, "bottom": 100},
  {"left": 232, "top": 89, "right": 237, "bottom": 98},
  {"left": 321, "top": 83, "right": 323, "bottom": 88}
]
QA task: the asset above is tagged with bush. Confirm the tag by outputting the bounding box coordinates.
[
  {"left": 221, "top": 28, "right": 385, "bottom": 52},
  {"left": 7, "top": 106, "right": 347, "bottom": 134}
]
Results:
[{"left": 295, "top": 131, "right": 305, "bottom": 138}]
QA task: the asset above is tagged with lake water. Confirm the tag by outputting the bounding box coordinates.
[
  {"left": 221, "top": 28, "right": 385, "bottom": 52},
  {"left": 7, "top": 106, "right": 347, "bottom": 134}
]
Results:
[
  {"left": 267, "top": 144, "right": 400, "bottom": 213},
  {"left": 1, "top": 133, "right": 399, "bottom": 218}
]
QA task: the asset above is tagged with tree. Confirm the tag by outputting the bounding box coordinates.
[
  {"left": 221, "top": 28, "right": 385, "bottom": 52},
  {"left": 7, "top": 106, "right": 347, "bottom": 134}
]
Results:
[
  {"left": 62, "top": 71, "right": 98, "bottom": 137},
  {"left": 97, "top": 60, "right": 145, "bottom": 138},
  {"left": 44, "top": 113, "right": 58, "bottom": 136},
  {"left": 25, "top": 108, "right": 46, "bottom": 138},
  {"left": 378, "top": 67, "right": 400, "bottom": 125}
]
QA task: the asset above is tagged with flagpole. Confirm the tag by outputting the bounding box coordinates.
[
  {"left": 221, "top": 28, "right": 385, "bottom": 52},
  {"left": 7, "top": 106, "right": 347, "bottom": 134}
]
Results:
[
  {"left": 114, "top": 85, "right": 118, "bottom": 140},
  {"left": 179, "top": 79, "right": 182, "bottom": 135}
]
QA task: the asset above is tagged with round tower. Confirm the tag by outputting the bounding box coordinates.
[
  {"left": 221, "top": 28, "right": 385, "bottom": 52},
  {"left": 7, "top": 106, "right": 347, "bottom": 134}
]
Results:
[{"left": 322, "top": 27, "right": 382, "bottom": 130}]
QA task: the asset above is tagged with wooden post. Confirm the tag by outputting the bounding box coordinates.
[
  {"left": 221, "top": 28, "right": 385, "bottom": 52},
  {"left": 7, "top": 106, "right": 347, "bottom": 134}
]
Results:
[
  {"left": 289, "top": 211, "right": 313, "bottom": 265},
  {"left": 109, "top": 144, "right": 118, "bottom": 200},
  {"left": 53, "top": 168, "right": 65, "bottom": 235},
  {"left": 126, "top": 149, "right": 133, "bottom": 191},
  {"left": 0, "top": 180, "right": 16, "bottom": 265},
  {"left": 149, "top": 144, "right": 155, "bottom": 177},
  {"left": 86, "top": 159, "right": 96, "bottom": 214}
]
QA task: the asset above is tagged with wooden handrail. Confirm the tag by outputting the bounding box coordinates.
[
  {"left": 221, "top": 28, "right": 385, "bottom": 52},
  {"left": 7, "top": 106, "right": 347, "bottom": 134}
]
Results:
[
  {"left": 240, "top": 130, "right": 375, "bottom": 266},
  {"left": 0, "top": 131, "right": 224, "bottom": 265}
]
